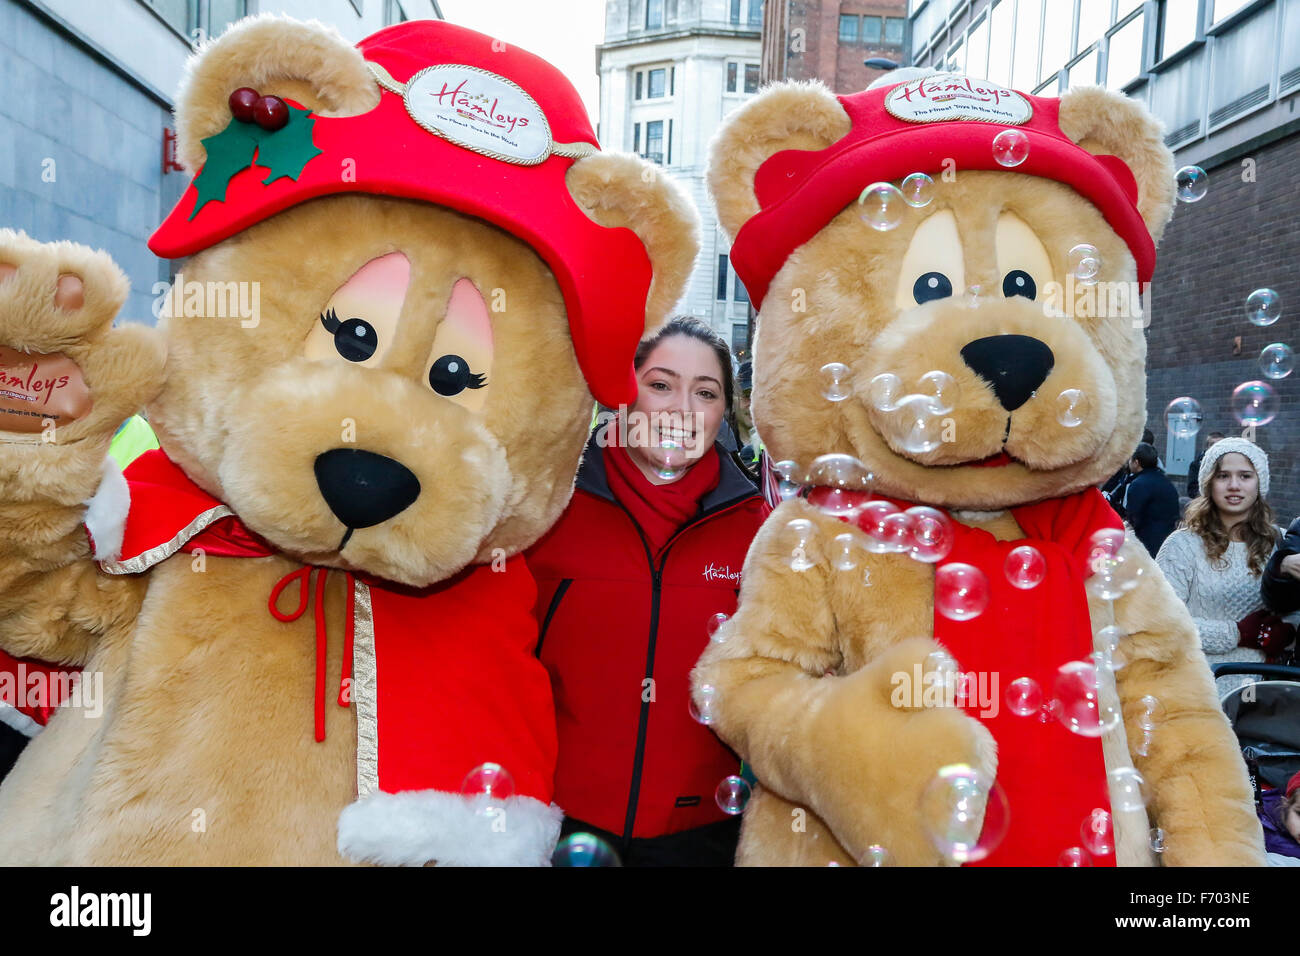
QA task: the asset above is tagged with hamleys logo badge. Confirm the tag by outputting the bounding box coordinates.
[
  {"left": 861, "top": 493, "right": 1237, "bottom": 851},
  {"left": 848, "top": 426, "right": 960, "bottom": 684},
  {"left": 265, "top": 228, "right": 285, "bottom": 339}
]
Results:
[
  {"left": 403, "top": 64, "right": 553, "bottom": 165},
  {"left": 885, "top": 73, "right": 1032, "bottom": 125}
]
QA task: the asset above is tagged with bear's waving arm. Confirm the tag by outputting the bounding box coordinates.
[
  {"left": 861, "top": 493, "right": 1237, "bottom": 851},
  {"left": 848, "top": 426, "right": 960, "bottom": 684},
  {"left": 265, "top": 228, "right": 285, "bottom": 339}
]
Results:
[
  {"left": 692, "top": 499, "right": 995, "bottom": 865},
  {"left": 0, "top": 231, "right": 164, "bottom": 665},
  {"left": 1107, "top": 539, "right": 1265, "bottom": 866}
]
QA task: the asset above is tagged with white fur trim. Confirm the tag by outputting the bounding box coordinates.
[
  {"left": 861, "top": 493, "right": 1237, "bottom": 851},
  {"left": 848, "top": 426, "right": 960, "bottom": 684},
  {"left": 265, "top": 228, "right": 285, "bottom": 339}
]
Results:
[
  {"left": 0, "top": 700, "right": 43, "bottom": 738},
  {"left": 83, "top": 456, "right": 129, "bottom": 562},
  {"left": 337, "top": 791, "right": 563, "bottom": 866}
]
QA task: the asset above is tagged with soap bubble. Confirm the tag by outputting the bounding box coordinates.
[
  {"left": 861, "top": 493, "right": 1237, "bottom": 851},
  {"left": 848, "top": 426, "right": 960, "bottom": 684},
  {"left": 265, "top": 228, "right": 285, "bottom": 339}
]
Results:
[
  {"left": 1053, "top": 659, "right": 1121, "bottom": 737},
  {"left": 926, "top": 648, "right": 960, "bottom": 685},
  {"left": 690, "top": 683, "right": 717, "bottom": 725},
  {"left": 1245, "top": 288, "right": 1281, "bottom": 326},
  {"left": 966, "top": 284, "right": 983, "bottom": 310},
  {"left": 1068, "top": 244, "right": 1102, "bottom": 286},
  {"left": 1109, "top": 767, "right": 1149, "bottom": 813},
  {"left": 935, "top": 563, "right": 991, "bottom": 621},
  {"left": 1097, "top": 624, "right": 1127, "bottom": 672},
  {"left": 1137, "top": 694, "right": 1165, "bottom": 732},
  {"left": 863, "top": 844, "right": 891, "bottom": 866},
  {"left": 552, "top": 832, "right": 622, "bottom": 867},
  {"left": 1175, "top": 165, "right": 1207, "bottom": 202},
  {"left": 1080, "top": 807, "right": 1114, "bottom": 857},
  {"left": 906, "top": 506, "right": 954, "bottom": 563},
  {"left": 992, "top": 129, "right": 1029, "bottom": 167},
  {"left": 1086, "top": 546, "right": 1143, "bottom": 601},
  {"left": 820, "top": 362, "right": 854, "bottom": 401},
  {"left": 920, "top": 764, "right": 1010, "bottom": 863},
  {"left": 715, "top": 775, "right": 752, "bottom": 815},
  {"left": 806, "top": 453, "right": 872, "bottom": 516},
  {"left": 1260, "top": 343, "right": 1295, "bottom": 379},
  {"left": 655, "top": 439, "right": 686, "bottom": 480},
  {"left": 1056, "top": 388, "right": 1089, "bottom": 427},
  {"left": 1004, "top": 545, "right": 1047, "bottom": 589},
  {"left": 900, "top": 172, "right": 935, "bottom": 207},
  {"left": 461, "top": 762, "right": 515, "bottom": 801},
  {"left": 858, "top": 182, "right": 905, "bottom": 230},
  {"left": 1149, "top": 827, "right": 1166, "bottom": 854},
  {"left": 869, "top": 372, "right": 903, "bottom": 412},
  {"left": 1231, "top": 380, "right": 1279, "bottom": 427},
  {"left": 1164, "top": 396, "right": 1203, "bottom": 438},
  {"left": 898, "top": 394, "right": 948, "bottom": 454},
  {"left": 1133, "top": 728, "right": 1153, "bottom": 758},
  {"left": 1058, "top": 846, "right": 1092, "bottom": 867},
  {"left": 918, "top": 369, "right": 959, "bottom": 414},
  {"left": 706, "top": 612, "right": 729, "bottom": 643},
  {"left": 772, "top": 459, "right": 805, "bottom": 501},
  {"left": 831, "top": 532, "right": 861, "bottom": 571},
  {"left": 782, "top": 518, "right": 820, "bottom": 572},
  {"left": 1006, "top": 677, "right": 1043, "bottom": 717},
  {"left": 1038, "top": 698, "right": 1064, "bottom": 724},
  {"left": 860, "top": 500, "right": 908, "bottom": 553}
]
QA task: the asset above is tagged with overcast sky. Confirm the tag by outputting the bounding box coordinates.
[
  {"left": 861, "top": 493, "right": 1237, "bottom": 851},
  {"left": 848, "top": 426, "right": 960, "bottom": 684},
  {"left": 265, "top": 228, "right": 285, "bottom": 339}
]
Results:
[{"left": 436, "top": 0, "right": 607, "bottom": 125}]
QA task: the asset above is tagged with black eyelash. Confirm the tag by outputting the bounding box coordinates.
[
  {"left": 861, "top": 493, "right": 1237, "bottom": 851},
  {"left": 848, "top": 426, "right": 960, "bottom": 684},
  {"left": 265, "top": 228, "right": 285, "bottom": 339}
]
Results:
[
  {"left": 467, "top": 372, "right": 487, "bottom": 389},
  {"left": 320, "top": 307, "right": 341, "bottom": 333}
]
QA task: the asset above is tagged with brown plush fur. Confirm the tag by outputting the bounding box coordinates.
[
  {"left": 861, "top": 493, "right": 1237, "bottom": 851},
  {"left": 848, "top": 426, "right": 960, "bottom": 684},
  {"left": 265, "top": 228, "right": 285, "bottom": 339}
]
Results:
[
  {"left": 0, "top": 16, "right": 697, "bottom": 864},
  {"left": 693, "top": 80, "right": 1264, "bottom": 866}
]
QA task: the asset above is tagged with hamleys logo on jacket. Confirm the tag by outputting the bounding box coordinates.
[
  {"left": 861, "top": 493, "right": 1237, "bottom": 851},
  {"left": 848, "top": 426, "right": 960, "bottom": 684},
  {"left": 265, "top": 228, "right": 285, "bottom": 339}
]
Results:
[{"left": 702, "top": 563, "right": 741, "bottom": 584}]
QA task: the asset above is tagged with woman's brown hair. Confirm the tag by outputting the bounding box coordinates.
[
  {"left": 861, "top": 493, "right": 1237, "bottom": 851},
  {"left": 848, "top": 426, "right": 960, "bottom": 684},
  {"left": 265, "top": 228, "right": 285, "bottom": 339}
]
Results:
[{"left": 1181, "top": 474, "right": 1279, "bottom": 576}]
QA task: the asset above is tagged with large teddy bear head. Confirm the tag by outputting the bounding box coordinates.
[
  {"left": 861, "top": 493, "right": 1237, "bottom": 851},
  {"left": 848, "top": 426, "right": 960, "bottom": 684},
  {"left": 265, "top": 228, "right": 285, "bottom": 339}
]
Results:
[
  {"left": 137, "top": 16, "right": 696, "bottom": 585},
  {"left": 710, "top": 70, "right": 1175, "bottom": 510}
]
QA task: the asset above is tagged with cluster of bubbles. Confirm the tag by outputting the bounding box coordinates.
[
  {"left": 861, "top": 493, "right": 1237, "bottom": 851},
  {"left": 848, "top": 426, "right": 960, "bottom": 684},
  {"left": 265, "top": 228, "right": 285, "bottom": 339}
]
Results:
[
  {"left": 1163, "top": 286, "right": 1290, "bottom": 435},
  {"left": 866, "top": 369, "right": 959, "bottom": 454},
  {"left": 856, "top": 171, "right": 936, "bottom": 231}
]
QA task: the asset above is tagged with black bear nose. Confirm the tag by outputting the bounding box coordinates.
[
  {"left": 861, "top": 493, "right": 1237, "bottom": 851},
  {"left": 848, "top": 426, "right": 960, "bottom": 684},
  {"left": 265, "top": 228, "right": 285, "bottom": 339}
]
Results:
[
  {"left": 313, "top": 449, "right": 421, "bottom": 529},
  {"left": 960, "top": 335, "right": 1055, "bottom": 412}
]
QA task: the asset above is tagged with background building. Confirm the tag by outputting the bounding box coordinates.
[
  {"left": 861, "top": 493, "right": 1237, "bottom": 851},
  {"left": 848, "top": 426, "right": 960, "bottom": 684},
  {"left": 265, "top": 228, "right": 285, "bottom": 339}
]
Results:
[
  {"left": 761, "top": 0, "right": 908, "bottom": 90},
  {"left": 0, "top": 0, "right": 440, "bottom": 323},
  {"left": 909, "top": 0, "right": 1299, "bottom": 520},
  {"left": 598, "top": 0, "right": 765, "bottom": 357}
]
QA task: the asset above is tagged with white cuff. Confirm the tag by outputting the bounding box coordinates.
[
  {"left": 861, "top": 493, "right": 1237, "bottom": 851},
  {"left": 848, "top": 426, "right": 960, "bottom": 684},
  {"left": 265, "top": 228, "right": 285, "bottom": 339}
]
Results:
[
  {"left": 337, "top": 790, "right": 563, "bottom": 867},
  {"left": 83, "top": 455, "right": 129, "bottom": 563}
]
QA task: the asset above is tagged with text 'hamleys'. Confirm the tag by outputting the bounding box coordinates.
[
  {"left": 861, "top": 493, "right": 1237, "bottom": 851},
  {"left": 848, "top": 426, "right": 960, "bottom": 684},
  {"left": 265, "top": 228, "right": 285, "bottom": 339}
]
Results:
[
  {"left": 405, "top": 64, "right": 553, "bottom": 165},
  {"left": 885, "top": 73, "right": 1033, "bottom": 125}
]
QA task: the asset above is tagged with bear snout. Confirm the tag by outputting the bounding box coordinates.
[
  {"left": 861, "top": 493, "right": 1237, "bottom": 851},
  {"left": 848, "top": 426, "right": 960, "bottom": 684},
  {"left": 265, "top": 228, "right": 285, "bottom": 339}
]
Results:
[
  {"left": 313, "top": 448, "right": 422, "bottom": 534},
  {"left": 959, "top": 334, "right": 1055, "bottom": 412}
]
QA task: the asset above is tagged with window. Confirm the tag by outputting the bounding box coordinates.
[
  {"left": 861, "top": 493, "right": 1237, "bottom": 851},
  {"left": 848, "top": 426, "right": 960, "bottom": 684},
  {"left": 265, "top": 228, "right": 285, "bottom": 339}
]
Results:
[
  {"left": 667, "top": 119, "right": 673, "bottom": 164},
  {"left": 1041, "top": 0, "right": 1072, "bottom": 80},
  {"left": 862, "top": 16, "right": 883, "bottom": 43},
  {"left": 1212, "top": 0, "right": 1254, "bottom": 23},
  {"left": 1077, "top": 0, "right": 1110, "bottom": 55},
  {"left": 1160, "top": 0, "right": 1200, "bottom": 60},
  {"left": 1149, "top": 46, "right": 1203, "bottom": 142},
  {"left": 717, "top": 255, "right": 730, "bottom": 300},
  {"left": 966, "top": 14, "right": 990, "bottom": 78},
  {"left": 1105, "top": 12, "right": 1146, "bottom": 90},
  {"left": 947, "top": 39, "right": 966, "bottom": 73},
  {"left": 1116, "top": 0, "right": 1144, "bottom": 19},
  {"left": 1014, "top": 0, "right": 1043, "bottom": 89},
  {"left": 144, "top": 0, "right": 247, "bottom": 41},
  {"left": 734, "top": 271, "right": 749, "bottom": 303},
  {"left": 383, "top": 0, "right": 406, "bottom": 24},
  {"left": 987, "top": 0, "right": 1013, "bottom": 87},
  {"left": 648, "top": 68, "right": 666, "bottom": 97},
  {"left": 1067, "top": 46, "right": 1099, "bottom": 88},
  {"left": 348, "top": 0, "right": 363, "bottom": 13},
  {"left": 727, "top": 62, "right": 738, "bottom": 92},
  {"left": 635, "top": 71, "right": 643, "bottom": 99},
  {"left": 645, "top": 119, "right": 664, "bottom": 163},
  {"left": 732, "top": 324, "right": 748, "bottom": 353},
  {"left": 744, "top": 63, "right": 760, "bottom": 93},
  {"left": 670, "top": 66, "right": 675, "bottom": 95},
  {"left": 731, "top": 0, "right": 742, "bottom": 25},
  {"left": 646, "top": 0, "right": 664, "bottom": 29},
  {"left": 748, "top": 0, "right": 764, "bottom": 27},
  {"left": 884, "top": 16, "right": 905, "bottom": 45},
  {"left": 839, "top": 14, "right": 859, "bottom": 42},
  {"left": 1208, "top": 4, "right": 1274, "bottom": 127}
]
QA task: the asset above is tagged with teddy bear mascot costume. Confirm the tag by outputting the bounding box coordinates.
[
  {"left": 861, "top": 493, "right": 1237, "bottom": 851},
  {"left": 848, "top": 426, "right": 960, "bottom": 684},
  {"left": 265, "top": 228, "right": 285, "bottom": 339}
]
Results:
[
  {"left": 0, "top": 15, "right": 697, "bottom": 865},
  {"left": 692, "top": 68, "right": 1265, "bottom": 867}
]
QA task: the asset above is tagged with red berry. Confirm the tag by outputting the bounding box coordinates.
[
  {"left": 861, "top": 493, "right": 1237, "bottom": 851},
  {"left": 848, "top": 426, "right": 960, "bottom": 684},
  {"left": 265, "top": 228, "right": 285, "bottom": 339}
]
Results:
[
  {"left": 228, "top": 87, "right": 259, "bottom": 123},
  {"left": 253, "top": 95, "right": 289, "bottom": 131}
]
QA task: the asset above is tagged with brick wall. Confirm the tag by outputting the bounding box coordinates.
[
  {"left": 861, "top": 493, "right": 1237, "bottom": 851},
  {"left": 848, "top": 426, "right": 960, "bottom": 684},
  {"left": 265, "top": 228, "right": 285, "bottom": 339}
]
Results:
[
  {"left": 0, "top": 0, "right": 186, "bottom": 324},
  {"left": 779, "top": 0, "right": 906, "bottom": 93},
  {"left": 1147, "top": 129, "right": 1300, "bottom": 524}
]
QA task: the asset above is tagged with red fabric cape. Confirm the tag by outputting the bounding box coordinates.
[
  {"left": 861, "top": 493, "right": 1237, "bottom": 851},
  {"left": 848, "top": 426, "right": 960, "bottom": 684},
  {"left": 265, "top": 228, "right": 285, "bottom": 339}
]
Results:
[{"left": 810, "top": 486, "right": 1122, "bottom": 866}]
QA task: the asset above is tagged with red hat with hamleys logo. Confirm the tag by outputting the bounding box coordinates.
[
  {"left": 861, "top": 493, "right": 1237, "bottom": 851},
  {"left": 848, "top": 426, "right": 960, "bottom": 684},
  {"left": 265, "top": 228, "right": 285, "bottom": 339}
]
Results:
[
  {"left": 150, "top": 20, "right": 650, "bottom": 408},
  {"left": 729, "top": 72, "right": 1156, "bottom": 310}
]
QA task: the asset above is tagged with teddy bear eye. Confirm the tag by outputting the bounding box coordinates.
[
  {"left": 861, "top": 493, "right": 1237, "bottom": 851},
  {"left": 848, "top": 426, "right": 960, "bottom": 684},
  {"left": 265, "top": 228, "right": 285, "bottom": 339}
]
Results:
[
  {"left": 319, "top": 308, "right": 378, "bottom": 363},
  {"left": 428, "top": 354, "right": 487, "bottom": 396},
  {"left": 1002, "top": 270, "right": 1037, "bottom": 300},
  {"left": 912, "top": 271, "right": 953, "bottom": 305}
]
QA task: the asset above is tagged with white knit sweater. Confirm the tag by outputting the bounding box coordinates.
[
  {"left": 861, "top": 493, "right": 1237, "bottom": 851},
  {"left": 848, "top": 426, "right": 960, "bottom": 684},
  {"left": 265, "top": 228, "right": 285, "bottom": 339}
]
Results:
[{"left": 1154, "top": 528, "right": 1281, "bottom": 693}]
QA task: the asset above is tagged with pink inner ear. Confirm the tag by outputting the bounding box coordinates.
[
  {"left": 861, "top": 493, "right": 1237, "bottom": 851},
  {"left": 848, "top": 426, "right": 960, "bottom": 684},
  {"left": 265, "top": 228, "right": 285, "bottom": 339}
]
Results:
[
  {"left": 335, "top": 252, "right": 411, "bottom": 305},
  {"left": 445, "top": 278, "right": 493, "bottom": 351}
]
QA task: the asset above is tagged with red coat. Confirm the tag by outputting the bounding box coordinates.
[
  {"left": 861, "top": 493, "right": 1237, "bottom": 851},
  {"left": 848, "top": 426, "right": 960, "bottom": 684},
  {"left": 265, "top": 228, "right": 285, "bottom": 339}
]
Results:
[{"left": 525, "top": 436, "right": 767, "bottom": 841}]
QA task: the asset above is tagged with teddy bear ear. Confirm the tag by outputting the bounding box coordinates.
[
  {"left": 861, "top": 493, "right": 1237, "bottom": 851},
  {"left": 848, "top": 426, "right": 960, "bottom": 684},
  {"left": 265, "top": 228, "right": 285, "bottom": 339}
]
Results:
[
  {"left": 174, "top": 14, "right": 380, "bottom": 172},
  {"left": 565, "top": 154, "right": 700, "bottom": 336},
  {"left": 707, "top": 80, "right": 852, "bottom": 240},
  {"left": 1057, "top": 86, "right": 1178, "bottom": 244}
]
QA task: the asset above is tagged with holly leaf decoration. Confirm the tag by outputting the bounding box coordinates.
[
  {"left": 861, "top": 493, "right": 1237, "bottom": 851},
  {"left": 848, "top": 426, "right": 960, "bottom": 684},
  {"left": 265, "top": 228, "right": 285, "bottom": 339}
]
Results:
[
  {"left": 190, "top": 122, "right": 259, "bottom": 219},
  {"left": 187, "top": 104, "right": 321, "bottom": 220},
  {"left": 254, "top": 106, "right": 322, "bottom": 185}
]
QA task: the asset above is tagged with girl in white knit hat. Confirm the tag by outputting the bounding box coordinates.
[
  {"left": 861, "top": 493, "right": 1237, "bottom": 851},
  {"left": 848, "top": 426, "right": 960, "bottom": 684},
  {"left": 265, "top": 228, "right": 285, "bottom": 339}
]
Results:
[{"left": 1155, "top": 437, "right": 1295, "bottom": 695}]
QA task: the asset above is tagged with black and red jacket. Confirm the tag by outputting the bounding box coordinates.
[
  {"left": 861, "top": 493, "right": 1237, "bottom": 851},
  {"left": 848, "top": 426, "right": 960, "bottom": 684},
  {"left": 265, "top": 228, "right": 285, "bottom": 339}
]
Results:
[{"left": 525, "top": 434, "right": 767, "bottom": 844}]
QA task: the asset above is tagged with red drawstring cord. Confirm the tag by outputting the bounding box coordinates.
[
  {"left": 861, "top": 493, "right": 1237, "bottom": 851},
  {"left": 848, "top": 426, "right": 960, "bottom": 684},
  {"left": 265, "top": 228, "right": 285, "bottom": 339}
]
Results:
[{"left": 268, "top": 566, "right": 356, "bottom": 743}]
